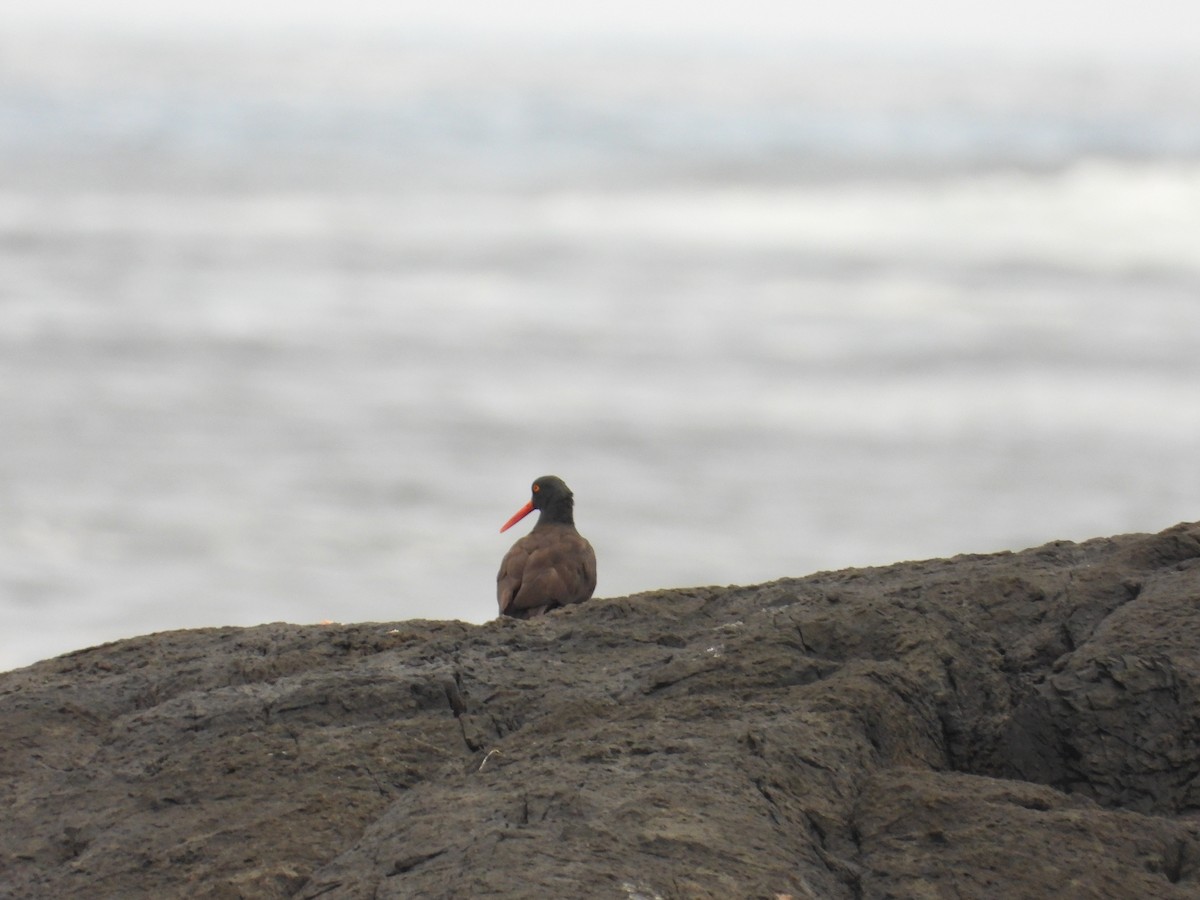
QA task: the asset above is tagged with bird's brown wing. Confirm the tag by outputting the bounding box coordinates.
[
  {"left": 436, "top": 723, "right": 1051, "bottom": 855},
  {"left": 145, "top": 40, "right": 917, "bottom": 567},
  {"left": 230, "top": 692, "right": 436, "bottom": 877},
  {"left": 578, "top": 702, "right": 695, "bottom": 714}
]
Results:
[
  {"left": 497, "top": 536, "right": 533, "bottom": 615},
  {"left": 574, "top": 536, "right": 597, "bottom": 606}
]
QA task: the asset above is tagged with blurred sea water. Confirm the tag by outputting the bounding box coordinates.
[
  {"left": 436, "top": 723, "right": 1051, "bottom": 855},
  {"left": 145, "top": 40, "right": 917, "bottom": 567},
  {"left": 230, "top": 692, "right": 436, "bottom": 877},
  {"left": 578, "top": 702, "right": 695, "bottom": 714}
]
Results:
[{"left": 2, "top": 36, "right": 1199, "bottom": 670}]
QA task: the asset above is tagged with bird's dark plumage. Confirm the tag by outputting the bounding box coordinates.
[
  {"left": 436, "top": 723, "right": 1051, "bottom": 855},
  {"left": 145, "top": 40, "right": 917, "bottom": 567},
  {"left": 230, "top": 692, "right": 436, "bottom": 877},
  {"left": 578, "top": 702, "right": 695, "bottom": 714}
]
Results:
[{"left": 497, "top": 475, "right": 596, "bottom": 619}]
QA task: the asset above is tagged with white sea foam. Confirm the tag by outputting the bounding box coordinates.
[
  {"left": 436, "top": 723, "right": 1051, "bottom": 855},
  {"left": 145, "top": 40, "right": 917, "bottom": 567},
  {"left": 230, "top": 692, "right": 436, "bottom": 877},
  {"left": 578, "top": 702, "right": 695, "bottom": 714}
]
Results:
[{"left": 533, "top": 161, "right": 1200, "bottom": 273}]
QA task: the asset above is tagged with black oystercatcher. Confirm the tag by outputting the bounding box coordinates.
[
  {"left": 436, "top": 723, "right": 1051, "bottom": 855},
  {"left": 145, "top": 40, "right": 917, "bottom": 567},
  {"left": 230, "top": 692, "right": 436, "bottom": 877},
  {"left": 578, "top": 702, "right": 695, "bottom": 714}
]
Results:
[{"left": 497, "top": 475, "right": 597, "bottom": 619}]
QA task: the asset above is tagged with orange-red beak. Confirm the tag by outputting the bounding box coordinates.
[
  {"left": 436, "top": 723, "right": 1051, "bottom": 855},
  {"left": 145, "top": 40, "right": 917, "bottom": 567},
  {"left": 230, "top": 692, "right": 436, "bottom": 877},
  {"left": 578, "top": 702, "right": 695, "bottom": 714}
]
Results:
[{"left": 500, "top": 500, "right": 535, "bottom": 533}]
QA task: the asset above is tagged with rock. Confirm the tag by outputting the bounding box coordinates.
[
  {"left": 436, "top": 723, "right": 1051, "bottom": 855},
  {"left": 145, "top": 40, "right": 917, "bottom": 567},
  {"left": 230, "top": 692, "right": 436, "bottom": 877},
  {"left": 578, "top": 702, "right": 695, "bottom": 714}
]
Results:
[{"left": 2, "top": 523, "right": 1200, "bottom": 898}]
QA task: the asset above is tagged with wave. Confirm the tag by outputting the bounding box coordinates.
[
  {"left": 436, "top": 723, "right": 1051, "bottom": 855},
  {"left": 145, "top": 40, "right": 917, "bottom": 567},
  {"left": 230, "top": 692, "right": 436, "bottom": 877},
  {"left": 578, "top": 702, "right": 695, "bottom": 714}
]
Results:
[{"left": 3, "top": 160, "right": 1197, "bottom": 277}]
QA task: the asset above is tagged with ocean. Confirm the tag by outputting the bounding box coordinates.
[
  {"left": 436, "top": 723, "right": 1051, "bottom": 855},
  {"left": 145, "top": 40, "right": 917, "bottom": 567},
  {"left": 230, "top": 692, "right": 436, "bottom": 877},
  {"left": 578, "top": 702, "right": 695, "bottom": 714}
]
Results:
[{"left": 2, "top": 35, "right": 1199, "bottom": 670}]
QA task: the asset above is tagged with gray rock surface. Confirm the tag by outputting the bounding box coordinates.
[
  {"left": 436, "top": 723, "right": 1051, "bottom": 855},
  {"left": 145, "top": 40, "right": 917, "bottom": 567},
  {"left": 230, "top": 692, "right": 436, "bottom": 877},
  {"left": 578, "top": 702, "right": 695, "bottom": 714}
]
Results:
[{"left": 3, "top": 522, "right": 1200, "bottom": 898}]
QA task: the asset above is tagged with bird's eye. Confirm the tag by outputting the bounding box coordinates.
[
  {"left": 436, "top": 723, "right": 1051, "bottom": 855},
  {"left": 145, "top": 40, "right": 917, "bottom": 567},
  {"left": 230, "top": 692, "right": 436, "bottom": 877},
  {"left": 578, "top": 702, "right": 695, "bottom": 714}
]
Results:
[{"left": 532, "top": 483, "right": 540, "bottom": 493}]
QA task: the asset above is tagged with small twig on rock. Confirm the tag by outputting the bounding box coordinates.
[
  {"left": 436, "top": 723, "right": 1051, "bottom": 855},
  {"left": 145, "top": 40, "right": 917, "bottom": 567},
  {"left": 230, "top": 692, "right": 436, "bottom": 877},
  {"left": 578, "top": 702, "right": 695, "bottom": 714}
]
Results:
[{"left": 477, "top": 749, "right": 502, "bottom": 771}]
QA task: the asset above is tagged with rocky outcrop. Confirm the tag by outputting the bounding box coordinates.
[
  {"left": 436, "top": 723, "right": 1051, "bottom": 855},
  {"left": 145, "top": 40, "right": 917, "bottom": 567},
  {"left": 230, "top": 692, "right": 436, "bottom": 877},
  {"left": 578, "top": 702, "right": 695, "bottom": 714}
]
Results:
[{"left": 3, "top": 523, "right": 1199, "bottom": 898}]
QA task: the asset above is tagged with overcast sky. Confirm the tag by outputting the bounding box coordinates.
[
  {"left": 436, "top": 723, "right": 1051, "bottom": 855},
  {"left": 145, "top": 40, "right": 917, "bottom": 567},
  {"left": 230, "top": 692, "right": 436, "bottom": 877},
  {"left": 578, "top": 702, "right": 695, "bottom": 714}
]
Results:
[{"left": 3, "top": 0, "right": 1198, "bottom": 59}]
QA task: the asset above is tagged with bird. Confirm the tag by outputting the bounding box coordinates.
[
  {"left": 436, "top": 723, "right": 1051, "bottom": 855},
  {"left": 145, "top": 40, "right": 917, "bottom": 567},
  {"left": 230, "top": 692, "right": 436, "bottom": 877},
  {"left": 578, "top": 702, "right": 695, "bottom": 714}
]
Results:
[{"left": 497, "top": 475, "right": 597, "bottom": 619}]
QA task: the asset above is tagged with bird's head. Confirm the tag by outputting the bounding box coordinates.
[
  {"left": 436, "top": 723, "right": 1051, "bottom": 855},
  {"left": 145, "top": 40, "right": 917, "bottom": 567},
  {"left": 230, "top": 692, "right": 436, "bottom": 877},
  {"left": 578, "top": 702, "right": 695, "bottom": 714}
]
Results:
[{"left": 500, "top": 475, "right": 576, "bottom": 532}]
